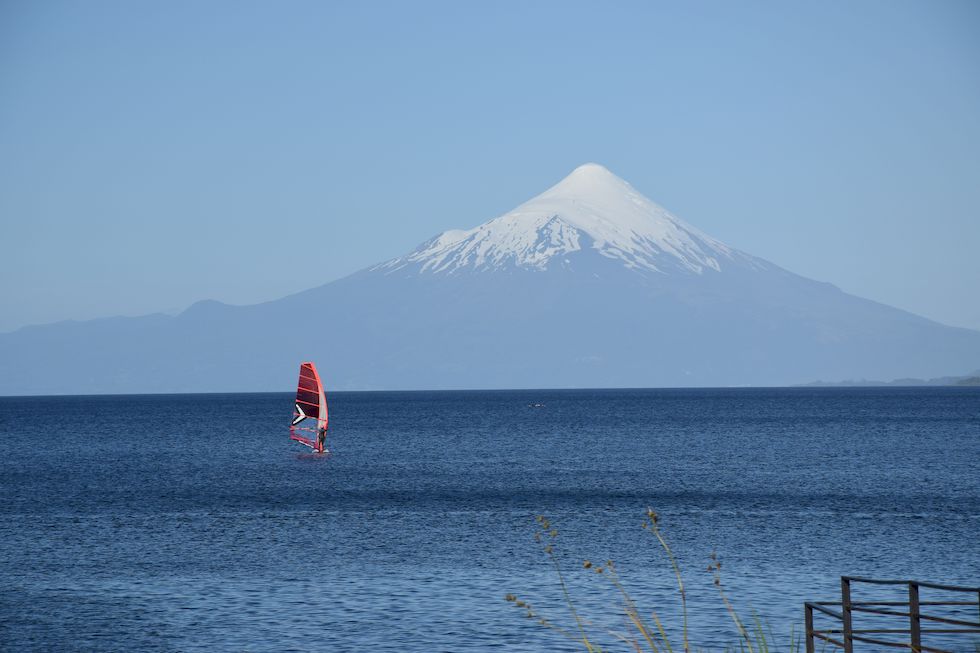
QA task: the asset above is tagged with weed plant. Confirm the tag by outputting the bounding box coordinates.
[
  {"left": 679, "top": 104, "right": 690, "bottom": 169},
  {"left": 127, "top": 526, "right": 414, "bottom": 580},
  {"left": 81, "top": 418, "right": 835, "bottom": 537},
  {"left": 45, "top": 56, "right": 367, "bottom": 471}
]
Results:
[{"left": 506, "top": 509, "right": 804, "bottom": 653}]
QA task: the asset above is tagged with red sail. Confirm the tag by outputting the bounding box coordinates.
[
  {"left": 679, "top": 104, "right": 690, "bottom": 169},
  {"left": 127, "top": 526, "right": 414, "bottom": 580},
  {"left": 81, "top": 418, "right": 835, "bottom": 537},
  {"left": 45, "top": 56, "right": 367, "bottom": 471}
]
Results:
[{"left": 290, "top": 362, "right": 328, "bottom": 451}]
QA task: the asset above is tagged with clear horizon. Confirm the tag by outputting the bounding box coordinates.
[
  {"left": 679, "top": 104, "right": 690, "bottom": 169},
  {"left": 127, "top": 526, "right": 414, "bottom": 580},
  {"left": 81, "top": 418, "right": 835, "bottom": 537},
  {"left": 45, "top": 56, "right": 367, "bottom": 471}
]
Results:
[{"left": 2, "top": 1, "right": 979, "bottom": 333}]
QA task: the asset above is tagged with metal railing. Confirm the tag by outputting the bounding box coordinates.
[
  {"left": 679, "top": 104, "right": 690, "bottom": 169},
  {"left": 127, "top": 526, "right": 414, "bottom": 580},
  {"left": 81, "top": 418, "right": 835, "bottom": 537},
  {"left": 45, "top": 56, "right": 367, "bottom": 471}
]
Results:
[{"left": 805, "top": 576, "right": 980, "bottom": 652}]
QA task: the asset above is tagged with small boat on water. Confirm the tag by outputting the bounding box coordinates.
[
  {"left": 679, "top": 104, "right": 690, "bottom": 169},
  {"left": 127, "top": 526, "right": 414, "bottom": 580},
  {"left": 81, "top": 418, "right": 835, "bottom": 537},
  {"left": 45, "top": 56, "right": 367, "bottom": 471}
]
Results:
[{"left": 290, "top": 361, "right": 328, "bottom": 453}]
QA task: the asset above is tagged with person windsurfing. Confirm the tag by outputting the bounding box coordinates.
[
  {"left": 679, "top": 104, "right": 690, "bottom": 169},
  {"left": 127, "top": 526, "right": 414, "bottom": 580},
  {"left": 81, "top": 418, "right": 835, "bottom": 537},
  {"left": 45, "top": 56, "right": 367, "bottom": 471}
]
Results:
[{"left": 290, "top": 362, "right": 329, "bottom": 452}]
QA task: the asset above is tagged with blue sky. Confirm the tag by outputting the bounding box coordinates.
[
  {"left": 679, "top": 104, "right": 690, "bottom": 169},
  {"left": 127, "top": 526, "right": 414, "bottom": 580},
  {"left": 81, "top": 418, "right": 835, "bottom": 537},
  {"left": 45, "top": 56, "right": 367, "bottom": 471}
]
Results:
[{"left": 1, "top": 0, "right": 978, "bottom": 332}]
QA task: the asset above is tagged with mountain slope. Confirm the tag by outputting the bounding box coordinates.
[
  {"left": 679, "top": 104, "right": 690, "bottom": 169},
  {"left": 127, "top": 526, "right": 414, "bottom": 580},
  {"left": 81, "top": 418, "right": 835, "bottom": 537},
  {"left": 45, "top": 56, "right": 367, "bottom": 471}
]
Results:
[{"left": 2, "top": 164, "right": 979, "bottom": 395}]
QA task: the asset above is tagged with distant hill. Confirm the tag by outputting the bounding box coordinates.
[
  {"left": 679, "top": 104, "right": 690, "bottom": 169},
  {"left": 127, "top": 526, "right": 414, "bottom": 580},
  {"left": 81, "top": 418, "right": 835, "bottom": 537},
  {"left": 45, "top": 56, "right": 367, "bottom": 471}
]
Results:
[
  {"left": 2, "top": 163, "right": 980, "bottom": 395},
  {"left": 800, "top": 370, "right": 980, "bottom": 387}
]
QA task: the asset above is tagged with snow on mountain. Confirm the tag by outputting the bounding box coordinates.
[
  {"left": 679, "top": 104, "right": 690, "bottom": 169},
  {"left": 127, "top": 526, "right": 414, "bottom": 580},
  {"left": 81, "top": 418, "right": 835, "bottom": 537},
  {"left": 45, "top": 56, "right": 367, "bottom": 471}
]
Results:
[{"left": 375, "top": 163, "right": 762, "bottom": 276}]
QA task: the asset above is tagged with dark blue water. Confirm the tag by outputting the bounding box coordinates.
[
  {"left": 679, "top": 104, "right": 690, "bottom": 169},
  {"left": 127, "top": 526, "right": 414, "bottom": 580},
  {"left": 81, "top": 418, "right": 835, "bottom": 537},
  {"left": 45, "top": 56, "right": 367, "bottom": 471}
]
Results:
[{"left": 1, "top": 388, "right": 978, "bottom": 651}]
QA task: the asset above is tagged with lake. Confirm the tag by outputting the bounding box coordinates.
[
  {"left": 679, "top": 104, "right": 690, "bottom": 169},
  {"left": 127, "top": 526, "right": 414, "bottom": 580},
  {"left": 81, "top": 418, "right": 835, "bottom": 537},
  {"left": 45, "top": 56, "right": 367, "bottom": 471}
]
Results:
[{"left": 1, "top": 388, "right": 978, "bottom": 651}]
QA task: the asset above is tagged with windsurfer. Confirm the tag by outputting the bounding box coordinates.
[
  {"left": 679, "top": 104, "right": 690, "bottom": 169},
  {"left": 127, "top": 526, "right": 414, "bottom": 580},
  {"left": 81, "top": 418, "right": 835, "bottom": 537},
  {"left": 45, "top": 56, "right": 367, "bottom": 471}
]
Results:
[{"left": 316, "top": 426, "right": 327, "bottom": 453}]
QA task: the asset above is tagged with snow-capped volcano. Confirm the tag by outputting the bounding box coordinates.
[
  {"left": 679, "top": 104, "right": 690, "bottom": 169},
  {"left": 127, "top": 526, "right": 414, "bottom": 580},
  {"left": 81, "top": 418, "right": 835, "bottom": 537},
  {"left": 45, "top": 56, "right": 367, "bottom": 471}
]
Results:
[
  {"left": 4, "top": 161, "right": 980, "bottom": 395},
  {"left": 376, "top": 163, "right": 758, "bottom": 275}
]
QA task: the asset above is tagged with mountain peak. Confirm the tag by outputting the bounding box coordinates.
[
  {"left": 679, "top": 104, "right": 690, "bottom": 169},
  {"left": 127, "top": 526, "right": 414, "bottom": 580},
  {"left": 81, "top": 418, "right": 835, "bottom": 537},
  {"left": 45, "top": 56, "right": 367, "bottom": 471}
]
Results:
[
  {"left": 558, "top": 162, "right": 621, "bottom": 185},
  {"left": 375, "top": 163, "right": 756, "bottom": 276},
  {"left": 537, "top": 162, "right": 638, "bottom": 205}
]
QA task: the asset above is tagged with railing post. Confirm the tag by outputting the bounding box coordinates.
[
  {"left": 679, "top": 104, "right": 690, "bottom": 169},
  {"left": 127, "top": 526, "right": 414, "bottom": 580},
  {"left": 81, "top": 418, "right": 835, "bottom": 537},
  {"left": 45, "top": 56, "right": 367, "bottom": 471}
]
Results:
[
  {"left": 909, "top": 581, "right": 921, "bottom": 653},
  {"left": 841, "top": 577, "right": 854, "bottom": 653},
  {"left": 805, "top": 603, "right": 815, "bottom": 653}
]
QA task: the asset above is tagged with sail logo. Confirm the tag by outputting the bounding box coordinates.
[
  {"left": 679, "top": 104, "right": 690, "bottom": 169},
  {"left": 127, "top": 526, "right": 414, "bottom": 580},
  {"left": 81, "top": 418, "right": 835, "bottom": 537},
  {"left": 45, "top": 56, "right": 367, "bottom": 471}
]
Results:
[{"left": 291, "top": 403, "right": 307, "bottom": 425}]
